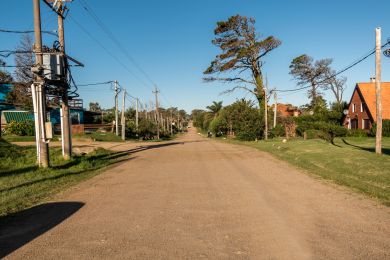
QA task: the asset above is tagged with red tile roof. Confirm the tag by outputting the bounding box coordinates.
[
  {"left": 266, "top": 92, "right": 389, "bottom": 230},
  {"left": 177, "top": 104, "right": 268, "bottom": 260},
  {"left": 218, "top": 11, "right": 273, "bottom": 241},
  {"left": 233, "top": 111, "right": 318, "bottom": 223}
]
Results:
[{"left": 357, "top": 82, "right": 390, "bottom": 121}]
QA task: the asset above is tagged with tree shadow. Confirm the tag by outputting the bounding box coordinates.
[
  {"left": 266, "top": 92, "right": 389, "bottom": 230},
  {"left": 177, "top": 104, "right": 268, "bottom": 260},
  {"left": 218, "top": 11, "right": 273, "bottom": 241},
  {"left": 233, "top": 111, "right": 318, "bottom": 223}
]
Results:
[
  {"left": 0, "top": 202, "right": 84, "bottom": 258},
  {"left": 341, "top": 139, "right": 390, "bottom": 155}
]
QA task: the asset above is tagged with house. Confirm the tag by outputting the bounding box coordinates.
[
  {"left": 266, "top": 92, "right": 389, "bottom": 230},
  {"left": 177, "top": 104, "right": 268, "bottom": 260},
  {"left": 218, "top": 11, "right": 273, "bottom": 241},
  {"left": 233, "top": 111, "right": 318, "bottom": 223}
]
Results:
[
  {"left": 276, "top": 103, "right": 301, "bottom": 117},
  {"left": 343, "top": 81, "right": 390, "bottom": 130}
]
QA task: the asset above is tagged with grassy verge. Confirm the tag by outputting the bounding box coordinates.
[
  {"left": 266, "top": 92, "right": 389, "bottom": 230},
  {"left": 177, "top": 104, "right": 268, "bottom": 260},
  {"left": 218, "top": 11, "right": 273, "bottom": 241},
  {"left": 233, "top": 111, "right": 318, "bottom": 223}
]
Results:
[
  {"left": 1, "top": 135, "right": 59, "bottom": 142},
  {"left": 0, "top": 138, "right": 128, "bottom": 217},
  {"left": 73, "top": 132, "right": 124, "bottom": 142},
  {"left": 223, "top": 137, "right": 390, "bottom": 206}
]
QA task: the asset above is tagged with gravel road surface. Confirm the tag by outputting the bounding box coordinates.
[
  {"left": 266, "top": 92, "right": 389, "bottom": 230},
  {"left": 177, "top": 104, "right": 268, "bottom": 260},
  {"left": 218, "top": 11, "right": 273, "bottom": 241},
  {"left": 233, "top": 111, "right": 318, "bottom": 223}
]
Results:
[{"left": 2, "top": 128, "right": 390, "bottom": 259}]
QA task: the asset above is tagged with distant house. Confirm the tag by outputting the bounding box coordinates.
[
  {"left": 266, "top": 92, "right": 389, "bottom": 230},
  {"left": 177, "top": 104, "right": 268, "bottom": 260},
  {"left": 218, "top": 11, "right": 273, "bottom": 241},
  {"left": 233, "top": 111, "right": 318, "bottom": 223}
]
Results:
[
  {"left": 276, "top": 103, "right": 301, "bottom": 117},
  {"left": 343, "top": 81, "right": 390, "bottom": 130}
]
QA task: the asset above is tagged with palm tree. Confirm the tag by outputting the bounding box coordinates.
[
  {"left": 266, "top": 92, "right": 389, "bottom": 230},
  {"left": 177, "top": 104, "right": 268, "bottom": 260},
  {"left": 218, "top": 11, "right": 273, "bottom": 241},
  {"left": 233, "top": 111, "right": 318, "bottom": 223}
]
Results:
[{"left": 206, "top": 101, "right": 223, "bottom": 118}]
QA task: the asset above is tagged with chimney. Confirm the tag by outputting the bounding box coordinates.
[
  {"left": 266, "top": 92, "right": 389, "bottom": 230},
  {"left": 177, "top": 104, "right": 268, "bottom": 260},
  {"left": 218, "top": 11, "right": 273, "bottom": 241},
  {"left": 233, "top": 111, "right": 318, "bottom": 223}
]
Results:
[{"left": 370, "top": 77, "right": 376, "bottom": 83}]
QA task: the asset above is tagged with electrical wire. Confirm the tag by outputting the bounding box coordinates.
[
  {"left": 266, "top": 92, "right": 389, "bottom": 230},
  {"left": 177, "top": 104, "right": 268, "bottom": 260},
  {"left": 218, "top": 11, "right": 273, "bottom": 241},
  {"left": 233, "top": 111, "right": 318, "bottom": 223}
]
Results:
[
  {"left": 0, "top": 50, "right": 32, "bottom": 58},
  {"left": 78, "top": 0, "right": 155, "bottom": 88},
  {"left": 276, "top": 41, "right": 390, "bottom": 93},
  {"left": 67, "top": 14, "right": 152, "bottom": 91},
  {"left": 0, "top": 28, "right": 57, "bottom": 37},
  {"left": 77, "top": 81, "right": 114, "bottom": 87},
  {"left": 73, "top": 0, "right": 178, "bottom": 108}
]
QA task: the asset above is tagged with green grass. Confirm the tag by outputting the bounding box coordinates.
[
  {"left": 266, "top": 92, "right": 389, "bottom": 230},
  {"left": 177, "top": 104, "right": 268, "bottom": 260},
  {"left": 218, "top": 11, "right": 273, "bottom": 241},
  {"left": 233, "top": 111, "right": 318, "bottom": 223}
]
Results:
[
  {"left": 1, "top": 135, "right": 59, "bottom": 142},
  {"left": 73, "top": 132, "right": 124, "bottom": 142},
  {"left": 0, "top": 138, "right": 129, "bottom": 217},
  {"left": 224, "top": 137, "right": 390, "bottom": 206}
]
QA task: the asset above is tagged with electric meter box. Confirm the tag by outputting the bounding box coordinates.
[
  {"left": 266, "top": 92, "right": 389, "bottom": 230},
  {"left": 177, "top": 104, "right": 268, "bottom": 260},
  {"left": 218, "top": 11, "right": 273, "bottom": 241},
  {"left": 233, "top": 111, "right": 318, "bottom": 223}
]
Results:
[{"left": 42, "top": 54, "right": 65, "bottom": 80}]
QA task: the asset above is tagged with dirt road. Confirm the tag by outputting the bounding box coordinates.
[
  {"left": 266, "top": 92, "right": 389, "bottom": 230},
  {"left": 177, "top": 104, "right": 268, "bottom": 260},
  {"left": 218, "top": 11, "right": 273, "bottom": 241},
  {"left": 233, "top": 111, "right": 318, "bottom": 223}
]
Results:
[{"left": 2, "top": 128, "right": 390, "bottom": 259}]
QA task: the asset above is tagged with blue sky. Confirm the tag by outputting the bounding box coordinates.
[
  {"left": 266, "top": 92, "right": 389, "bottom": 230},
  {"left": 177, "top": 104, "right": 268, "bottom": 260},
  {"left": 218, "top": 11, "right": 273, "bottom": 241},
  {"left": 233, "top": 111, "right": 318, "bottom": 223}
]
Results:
[{"left": 1, "top": 0, "right": 390, "bottom": 112}]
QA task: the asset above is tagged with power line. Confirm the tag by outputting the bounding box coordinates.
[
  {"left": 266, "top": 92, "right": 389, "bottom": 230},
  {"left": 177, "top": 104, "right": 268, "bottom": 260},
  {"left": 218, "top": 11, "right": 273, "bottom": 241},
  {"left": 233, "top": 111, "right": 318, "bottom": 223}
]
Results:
[
  {"left": 75, "top": 0, "right": 178, "bottom": 108},
  {"left": 77, "top": 81, "right": 113, "bottom": 87},
  {"left": 67, "top": 14, "right": 149, "bottom": 89},
  {"left": 77, "top": 0, "right": 156, "bottom": 88},
  {"left": 276, "top": 41, "right": 390, "bottom": 93},
  {"left": 0, "top": 28, "right": 57, "bottom": 37},
  {"left": 0, "top": 50, "right": 32, "bottom": 58}
]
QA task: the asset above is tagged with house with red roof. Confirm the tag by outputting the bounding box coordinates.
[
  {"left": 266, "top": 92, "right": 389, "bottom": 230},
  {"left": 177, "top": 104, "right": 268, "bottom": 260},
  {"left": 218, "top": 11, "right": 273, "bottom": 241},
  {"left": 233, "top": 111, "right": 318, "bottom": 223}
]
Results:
[{"left": 343, "top": 81, "right": 390, "bottom": 130}]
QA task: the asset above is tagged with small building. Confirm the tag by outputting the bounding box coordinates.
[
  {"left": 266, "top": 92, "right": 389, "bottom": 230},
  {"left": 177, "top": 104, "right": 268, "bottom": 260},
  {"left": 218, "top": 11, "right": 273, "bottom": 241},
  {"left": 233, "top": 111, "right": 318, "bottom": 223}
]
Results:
[
  {"left": 343, "top": 81, "right": 390, "bottom": 130},
  {"left": 276, "top": 103, "right": 301, "bottom": 117}
]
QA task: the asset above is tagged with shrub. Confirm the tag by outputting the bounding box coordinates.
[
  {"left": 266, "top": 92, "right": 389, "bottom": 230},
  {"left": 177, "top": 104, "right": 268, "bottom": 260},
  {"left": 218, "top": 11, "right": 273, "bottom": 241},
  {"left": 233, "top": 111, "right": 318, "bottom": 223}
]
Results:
[
  {"left": 5, "top": 120, "right": 35, "bottom": 136},
  {"left": 269, "top": 124, "right": 285, "bottom": 138},
  {"left": 372, "top": 120, "right": 390, "bottom": 137},
  {"left": 347, "top": 129, "right": 369, "bottom": 137},
  {"left": 236, "top": 131, "right": 258, "bottom": 141},
  {"left": 209, "top": 117, "right": 227, "bottom": 136},
  {"left": 137, "top": 119, "right": 157, "bottom": 139},
  {"left": 305, "top": 129, "right": 323, "bottom": 139}
]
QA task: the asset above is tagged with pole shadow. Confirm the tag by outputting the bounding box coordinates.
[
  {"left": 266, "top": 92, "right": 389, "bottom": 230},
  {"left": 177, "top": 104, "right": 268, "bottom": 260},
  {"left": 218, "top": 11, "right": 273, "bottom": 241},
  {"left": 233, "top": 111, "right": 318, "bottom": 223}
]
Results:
[
  {"left": 341, "top": 139, "right": 390, "bottom": 155},
  {"left": 0, "top": 202, "right": 84, "bottom": 258}
]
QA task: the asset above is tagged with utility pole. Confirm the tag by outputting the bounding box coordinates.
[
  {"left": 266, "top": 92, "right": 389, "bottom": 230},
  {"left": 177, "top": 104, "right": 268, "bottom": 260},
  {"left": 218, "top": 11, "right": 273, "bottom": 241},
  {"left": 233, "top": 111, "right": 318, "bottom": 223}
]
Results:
[
  {"left": 264, "top": 77, "right": 269, "bottom": 140},
  {"left": 121, "top": 88, "right": 126, "bottom": 141},
  {"left": 170, "top": 109, "right": 173, "bottom": 135},
  {"left": 57, "top": 0, "right": 71, "bottom": 160},
  {"left": 177, "top": 113, "right": 180, "bottom": 132},
  {"left": 32, "top": 0, "right": 49, "bottom": 167},
  {"left": 114, "top": 80, "right": 119, "bottom": 136},
  {"left": 135, "top": 98, "right": 139, "bottom": 130},
  {"left": 153, "top": 86, "right": 160, "bottom": 139},
  {"left": 375, "top": 27, "right": 382, "bottom": 154},
  {"left": 273, "top": 90, "right": 277, "bottom": 128}
]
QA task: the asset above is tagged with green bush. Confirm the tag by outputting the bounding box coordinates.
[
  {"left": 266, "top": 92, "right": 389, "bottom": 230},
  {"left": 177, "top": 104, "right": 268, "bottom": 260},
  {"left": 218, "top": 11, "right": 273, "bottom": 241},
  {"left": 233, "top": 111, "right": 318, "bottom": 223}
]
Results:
[
  {"left": 347, "top": 129, "right": 369, "bottom": 137},
  {"left": 5, "top": 120, "right": 35, "bottom": 136},
  {"left": 209, "top": 117, "right": 227, "bottom": 136},
  {"left": 269, "top": 124, "right": 285, "bottom": 138},
  {"left": 305, "top": 129, "right": 323, "bottom": 139},
  {"left": 137, "top": 119, "right": 157, "bottom": 140},
  {"left": 372, "top": 120, "right": 390, "bottom": 137}
]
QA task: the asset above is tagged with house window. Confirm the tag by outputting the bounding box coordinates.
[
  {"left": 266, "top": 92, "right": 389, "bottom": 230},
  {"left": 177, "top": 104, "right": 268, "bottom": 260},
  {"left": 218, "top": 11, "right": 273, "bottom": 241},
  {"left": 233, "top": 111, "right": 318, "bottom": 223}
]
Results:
[
  {"left": 352, "top": 104, "right": 356, "bottom": 113},
  {"left": 351, "top": 118, "right": 358, "bottom": 129},
  {"left": 363, "top": 119, "right": 370, "bottom": 130},
  {"left": 361, "top": 103, "right": 365, "bottom": 112}
]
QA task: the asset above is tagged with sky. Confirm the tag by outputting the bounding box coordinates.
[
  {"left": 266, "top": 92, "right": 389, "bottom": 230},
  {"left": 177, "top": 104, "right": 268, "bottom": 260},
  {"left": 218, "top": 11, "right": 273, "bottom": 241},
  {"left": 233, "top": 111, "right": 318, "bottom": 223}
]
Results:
[{"left": 1, "top": 0, "right": 390, "bottom": 113}]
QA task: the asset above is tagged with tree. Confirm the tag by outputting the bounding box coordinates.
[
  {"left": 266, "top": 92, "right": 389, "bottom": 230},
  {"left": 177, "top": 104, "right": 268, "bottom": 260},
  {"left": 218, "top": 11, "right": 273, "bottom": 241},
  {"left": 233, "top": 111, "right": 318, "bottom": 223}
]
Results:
[
  {"left": 14, "top": 34, "right": 34, "bottom": 83},
  {"left": 206, "top": 101, "right": 223, "bottom": 118},
  {"left": 0, "top": 59, "right": 13, "bottom": 83},
  {"left": 289, "top": 54, "right": 332, "bottom": 108},
  {"left": 89, "top": 102, "right": 102, "bottom": 112},
  {"left": 324, "top": 70, "right": 347, "bottom": 105},
  {"left": 5, "top": 35, "right": 34, "bottom": 110},
  {"left": 204, "top": 15, "right": 281, "bottom": 126}
]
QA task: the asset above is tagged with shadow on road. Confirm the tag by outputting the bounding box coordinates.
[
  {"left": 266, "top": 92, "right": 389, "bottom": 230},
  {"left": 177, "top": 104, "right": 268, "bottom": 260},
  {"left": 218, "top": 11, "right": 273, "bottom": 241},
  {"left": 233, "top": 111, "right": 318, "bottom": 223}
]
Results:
[
  {"left": 114, "top": 141, "right": 186, "bottom": 156},
  {"left": 0, "top": 202, "right": 84, "bottom": 258},
  {"left": 341, "top": 139, "right": 390, "bottom": 155}
]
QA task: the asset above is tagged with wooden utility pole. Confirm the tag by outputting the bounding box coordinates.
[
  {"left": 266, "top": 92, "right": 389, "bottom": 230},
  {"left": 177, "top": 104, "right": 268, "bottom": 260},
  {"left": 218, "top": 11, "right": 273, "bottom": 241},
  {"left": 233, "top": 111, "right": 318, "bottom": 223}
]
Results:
[
  {"left": 153, "top": 86, "right": 160, "bottom": 139},
  {"left": 33, "top": 0, "right": 49, "bottom": 167},
  {"left": 121, "top": 88, "right": 126, "bottom": 141},
  {"left": 170, "top": 110, "right": 173, "bottom": 136},
  {"left": 57, "top": 1, "right": 71, "bottom": 160},
  {"left": 375, "top": 27, "right": 382, "bottom": 154},
  {"left": 264, "top": 77, "right": 269, "bottom": 140},
  {"left": 273, "top": 91, "right": 277, "bottom": 128},
  {"left": 135, "top": 98, "right": 139, "bottom": 130},
  {"left": 114, "top": 80, "right": 119, "bottom": 136},
  {"left": 177, "top": 113, "right": 180, "bottom": 132}
]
